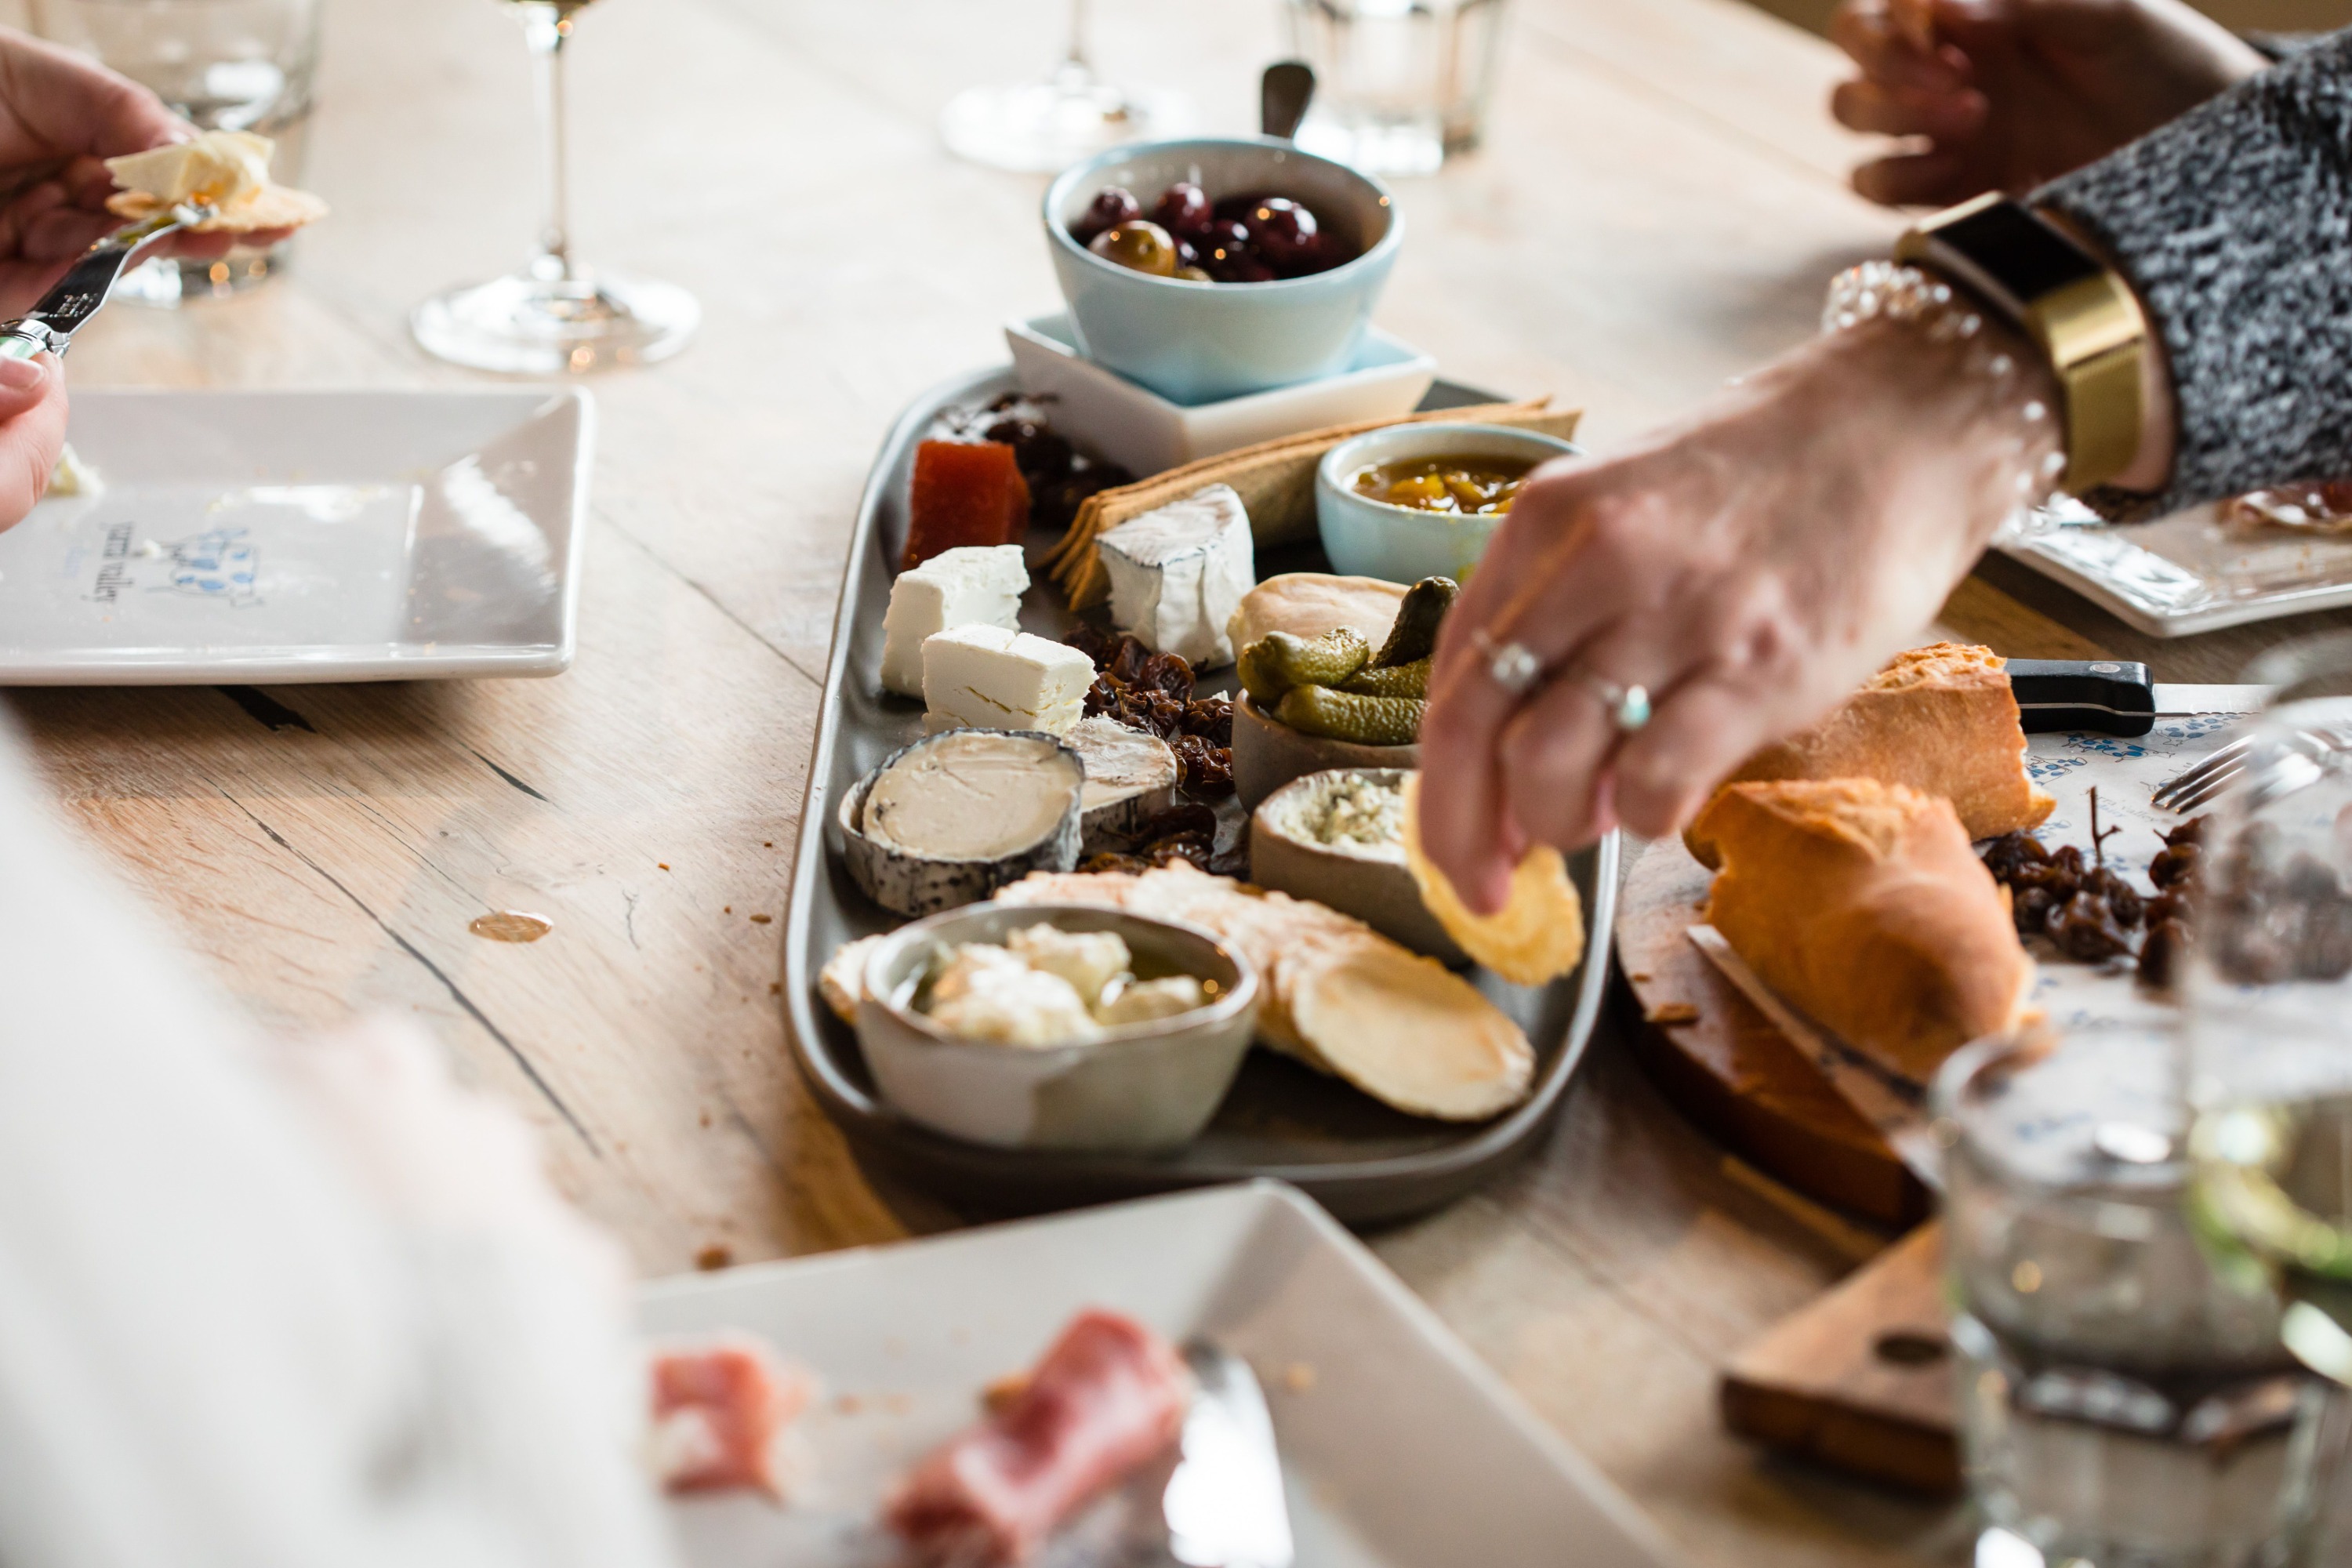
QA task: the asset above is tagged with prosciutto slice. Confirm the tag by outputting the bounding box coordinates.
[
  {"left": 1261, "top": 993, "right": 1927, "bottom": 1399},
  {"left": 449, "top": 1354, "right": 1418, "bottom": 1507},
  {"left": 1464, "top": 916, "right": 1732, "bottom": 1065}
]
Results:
[
  {"left": 884, "top": 1309, "right": 1192, "bottom": 1564},
  {"left": 648, "top": 1334, "right": 811, "bottom": 1497}
]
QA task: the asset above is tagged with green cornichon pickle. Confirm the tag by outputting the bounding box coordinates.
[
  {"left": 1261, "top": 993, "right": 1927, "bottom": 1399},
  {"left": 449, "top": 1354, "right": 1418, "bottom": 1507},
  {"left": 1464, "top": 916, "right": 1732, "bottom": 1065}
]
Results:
[
  {"left": 1371, "top": 577, "right": 1458, "bottom": 668},
  {"left": 1275, "top": 685, "right": 1425, "bottom": 746},
  {"left": 1338, "top": 656, "right": 1430, "bottom": 699},
  {"left": 1238, "top": 628, "right": 1370, "bottom": 708}
]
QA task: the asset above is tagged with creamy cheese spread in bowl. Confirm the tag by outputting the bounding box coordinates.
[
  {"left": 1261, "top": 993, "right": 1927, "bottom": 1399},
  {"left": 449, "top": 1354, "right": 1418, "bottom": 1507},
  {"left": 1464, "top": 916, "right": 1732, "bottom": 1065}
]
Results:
[
  {"left": 1250, "top": 768, "right": 1466, "bottom": 964},
  {"left": 855, "top": 903, "right": 1260, "bottom": 1153}
]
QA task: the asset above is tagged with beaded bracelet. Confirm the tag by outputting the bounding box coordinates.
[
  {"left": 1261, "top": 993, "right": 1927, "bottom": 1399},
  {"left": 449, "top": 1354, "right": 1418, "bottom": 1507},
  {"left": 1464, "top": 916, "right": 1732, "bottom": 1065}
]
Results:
[{"left": 1821, "top": 260, "right": 2071, "bottom": 541}]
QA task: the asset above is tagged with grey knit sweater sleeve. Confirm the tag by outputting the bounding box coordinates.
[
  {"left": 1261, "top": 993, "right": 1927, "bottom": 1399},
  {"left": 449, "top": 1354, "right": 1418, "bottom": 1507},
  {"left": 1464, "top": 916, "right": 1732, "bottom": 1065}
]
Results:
[{"left": 2037, "top": 28, "right": 2352, "bottom": 521}]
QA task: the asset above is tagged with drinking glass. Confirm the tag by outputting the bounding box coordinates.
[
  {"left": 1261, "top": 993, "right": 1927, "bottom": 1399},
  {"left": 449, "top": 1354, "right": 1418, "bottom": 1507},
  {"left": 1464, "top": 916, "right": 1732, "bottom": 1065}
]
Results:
[
  {"left": 939, "top": 0, "right": 1192, "bottom": 174},
  {"left": 1938, "top": 1025, "right": 2352, "bottom": 1568},
  {"left": 2182, "top": 635, "right": 2352, "bottom": 1403},
  {"left": 29, "top": 0, "right": 320, "bottom": 303},
  {"left": 412, "top": 0, "right": 697, "bottom": 375},
  {"left": 1283, "top": 0, "right": 1508, "bottom": 177}
]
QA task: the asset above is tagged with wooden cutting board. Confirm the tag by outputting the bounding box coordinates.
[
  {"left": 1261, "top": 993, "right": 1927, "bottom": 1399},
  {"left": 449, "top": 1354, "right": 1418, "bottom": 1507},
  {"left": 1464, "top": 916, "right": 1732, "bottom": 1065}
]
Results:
[
  {"left": 1617, "top": 837, "right": 1932, "bottom": 1227},
  {"left": 1720, "top": 1222, "right": 1959, "bottom": 1495}
]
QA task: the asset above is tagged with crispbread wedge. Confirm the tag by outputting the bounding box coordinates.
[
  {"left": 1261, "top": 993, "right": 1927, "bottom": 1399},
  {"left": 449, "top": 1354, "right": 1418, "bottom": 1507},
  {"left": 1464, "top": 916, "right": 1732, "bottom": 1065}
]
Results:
[
  {"left": 1283, "top": 935, "right": 1535, "bottom": 1119},
  {"left": 1400, "top": 776, "right": 1584, "bottom": 985},
  {"left": 108, "top": 183, "right": 328, "bottom": 233},
  {"left": 818, "top": 934, "right": 887, "bottom": 1024}
]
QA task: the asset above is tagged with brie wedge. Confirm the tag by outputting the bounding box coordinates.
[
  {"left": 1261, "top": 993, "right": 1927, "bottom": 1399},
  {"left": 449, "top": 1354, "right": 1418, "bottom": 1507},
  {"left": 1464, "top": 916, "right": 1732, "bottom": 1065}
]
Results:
[
  {"left": 921, "top": 624, "right": 1095, "bottom": 735},
  {"left": 1067, "top": 716, "right": 1180, "bottom": 850},
  {"left": 1098, "top": 484, "right": 1256, "bottom": 670},
  {"left": 880, "top": 544, "right": 1027, "bottom": 698}
]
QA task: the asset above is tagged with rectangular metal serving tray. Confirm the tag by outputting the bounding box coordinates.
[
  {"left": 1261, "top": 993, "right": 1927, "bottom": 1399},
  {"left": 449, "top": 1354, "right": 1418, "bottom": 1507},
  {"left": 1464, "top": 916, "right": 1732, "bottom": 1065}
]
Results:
[{"left": 782, "top": 367, "right": 1618, "bottom": 1226}]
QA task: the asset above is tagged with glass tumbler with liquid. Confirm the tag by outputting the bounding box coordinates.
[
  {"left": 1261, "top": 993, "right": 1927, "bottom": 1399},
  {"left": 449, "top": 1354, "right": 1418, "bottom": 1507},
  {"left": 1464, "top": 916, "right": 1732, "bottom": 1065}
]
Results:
[
  {"left": 1939, "top": 1027, "right": 2351, "bottom": 1568},
  {"left": 30, "top": 0, "right": 321, "bottom": 301},
  {"left": 1283, "top": 0, "right": 1507, "bottom": 176}
]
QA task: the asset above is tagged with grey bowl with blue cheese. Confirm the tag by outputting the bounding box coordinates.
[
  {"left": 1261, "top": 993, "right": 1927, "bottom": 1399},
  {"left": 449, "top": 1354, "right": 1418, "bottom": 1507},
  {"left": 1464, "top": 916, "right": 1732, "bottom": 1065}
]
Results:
[
  {"left": 855, "top": 903, "right": 1260, "bottom": 1152},
  {"left": 838, "top": 730, "right": 1084, "bottom": 916},
  {"left": 1250, "top": 768, "right": 1467, "bottom": 964}
]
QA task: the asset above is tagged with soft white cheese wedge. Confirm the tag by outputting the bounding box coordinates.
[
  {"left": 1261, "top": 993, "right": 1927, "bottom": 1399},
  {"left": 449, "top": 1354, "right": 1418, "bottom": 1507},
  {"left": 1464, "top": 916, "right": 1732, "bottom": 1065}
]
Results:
[
  {"left": 921, "top": 623, "right": 1094, "bottom": 735},
  {"left": 1067, "top": 715, "right": 1179, "bottom": 849},
  {"left": 880, "top": 544, "right": 1027, "bottom": 698},
  {"left": 1098, "top": 483, "right": 1256, "bottom": 670},
  {"left": 106, "top": 130, "right": 273, "bottom": 208}
]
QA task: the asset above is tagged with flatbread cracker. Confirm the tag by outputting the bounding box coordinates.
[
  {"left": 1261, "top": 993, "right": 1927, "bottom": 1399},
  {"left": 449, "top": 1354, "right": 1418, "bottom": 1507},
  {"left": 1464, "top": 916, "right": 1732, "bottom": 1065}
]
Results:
[
  {"left": 107, "top": 183, "right": 328, "bottom": 234},
  {"left": 1402, "top": 775, "right": 1585, "bottom": 986}
]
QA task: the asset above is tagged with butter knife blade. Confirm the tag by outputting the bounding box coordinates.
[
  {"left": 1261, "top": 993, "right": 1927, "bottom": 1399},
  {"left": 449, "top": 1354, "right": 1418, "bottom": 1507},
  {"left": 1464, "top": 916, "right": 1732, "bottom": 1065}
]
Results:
[
  {"left": 1165, "top": 1339, "right": 1294, "bottom": 1568},
  {"left": 0, "top": 203, "right": 208, "bottom": 358}
]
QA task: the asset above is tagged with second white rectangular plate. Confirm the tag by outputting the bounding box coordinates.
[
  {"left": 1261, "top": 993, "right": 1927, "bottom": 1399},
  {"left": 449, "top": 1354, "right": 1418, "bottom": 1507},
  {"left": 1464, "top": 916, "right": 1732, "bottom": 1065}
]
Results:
[
  {"left": 0, "top": 387, "right": 591, "bottom": 684},
  {"left": 641, "top": 1181, "right": 1682, "bottom": 1568}
]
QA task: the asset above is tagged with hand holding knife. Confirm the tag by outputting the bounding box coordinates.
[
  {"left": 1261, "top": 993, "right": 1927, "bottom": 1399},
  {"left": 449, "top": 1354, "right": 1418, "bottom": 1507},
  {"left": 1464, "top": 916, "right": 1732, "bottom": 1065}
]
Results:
[{"left": 0, "top": 200, "right": 212, "bottom": 360}]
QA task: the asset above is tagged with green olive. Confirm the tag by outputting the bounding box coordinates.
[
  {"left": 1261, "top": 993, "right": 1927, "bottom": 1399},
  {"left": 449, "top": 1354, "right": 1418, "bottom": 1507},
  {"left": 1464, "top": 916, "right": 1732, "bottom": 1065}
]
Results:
[{"left": 1088, "top": 221, "right": 1178, "bottom": 278}]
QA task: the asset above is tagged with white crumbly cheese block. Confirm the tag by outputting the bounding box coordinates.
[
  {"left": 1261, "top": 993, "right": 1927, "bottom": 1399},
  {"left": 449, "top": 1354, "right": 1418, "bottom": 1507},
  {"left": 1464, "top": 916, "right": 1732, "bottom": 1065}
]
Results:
[
  {"left": 1098, "top": 483, "right": 1256, "bottom": 670},
  {"left": 926, "top": 944, "right": 1104, "bottom": 1047},
  {"left": 1004, "top": 924, "right": 1132, "bottom": 1011},
  {"left": 921, "top": 623, "right": 1094, "bottom": 735},
  {"left": 106, "top": 129, "right": 272, "bottom": 205},
  {"left": 880, "top": 545, "right": 1028, "bottom": 699}
]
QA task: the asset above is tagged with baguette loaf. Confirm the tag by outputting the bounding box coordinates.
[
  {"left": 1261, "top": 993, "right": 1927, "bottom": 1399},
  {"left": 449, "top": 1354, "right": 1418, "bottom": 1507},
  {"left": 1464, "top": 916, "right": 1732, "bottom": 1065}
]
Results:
[
  {"left": 1686, "top": 643, "right": 2051, "bottom": 867},
  {"left": 1693, "top": 779, "right": 2034, "bottom": 1083}
]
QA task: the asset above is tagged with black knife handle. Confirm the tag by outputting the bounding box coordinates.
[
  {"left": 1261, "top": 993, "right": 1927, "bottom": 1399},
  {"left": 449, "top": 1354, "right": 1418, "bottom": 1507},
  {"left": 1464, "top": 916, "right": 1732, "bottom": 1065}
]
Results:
[{"left": 2007, "top": 658, "right": 2154, "bottom": 736}]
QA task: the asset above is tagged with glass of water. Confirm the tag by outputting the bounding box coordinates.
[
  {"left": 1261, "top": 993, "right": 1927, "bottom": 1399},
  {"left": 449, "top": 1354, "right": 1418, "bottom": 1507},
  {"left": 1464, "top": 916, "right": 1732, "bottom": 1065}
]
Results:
[
  {"left": 1938, "top": 1025, "right": 2352, "bottom": 1568},
  {"left": 30, "top": 0, "right": 321, "bottom": 302},
  {"left": 1283, "top": 0, "right": 1508, "bottom": 176}
]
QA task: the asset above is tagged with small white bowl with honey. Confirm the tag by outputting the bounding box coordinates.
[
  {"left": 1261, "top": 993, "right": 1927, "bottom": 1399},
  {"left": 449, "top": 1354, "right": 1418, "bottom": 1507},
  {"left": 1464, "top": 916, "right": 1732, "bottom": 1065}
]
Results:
[{"left": 1314, "top": 423, "right": 1580, "bottom": 583}]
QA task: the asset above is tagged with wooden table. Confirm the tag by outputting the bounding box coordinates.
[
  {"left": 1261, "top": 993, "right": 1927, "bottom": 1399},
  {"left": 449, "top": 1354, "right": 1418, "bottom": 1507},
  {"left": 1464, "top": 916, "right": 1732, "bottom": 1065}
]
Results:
[{"left": 3, "top": 0, "right": 2335, "bottom": 1563}]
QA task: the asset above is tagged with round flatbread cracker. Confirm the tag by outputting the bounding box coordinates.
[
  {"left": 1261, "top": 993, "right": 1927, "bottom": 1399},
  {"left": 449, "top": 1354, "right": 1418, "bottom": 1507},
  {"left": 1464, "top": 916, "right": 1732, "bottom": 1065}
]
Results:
[
  {"left": 1401, "top": 775, "right": 1584, "bottom": 986},
  {"left": 108, "top": 183, "right": 328, "bottom": 234},
  {"left": 1283, "top": 934, "right": 1534, "bottom": 1120}
]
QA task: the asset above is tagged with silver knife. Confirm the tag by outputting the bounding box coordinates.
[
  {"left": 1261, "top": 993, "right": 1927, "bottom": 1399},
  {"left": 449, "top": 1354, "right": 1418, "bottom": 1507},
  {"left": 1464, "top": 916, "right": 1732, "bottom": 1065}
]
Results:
[
  {"left": 2007, "top": 659, "right": 2269, "bottom": 735},
  {"left": 1163, "top": 1340, "right": 1294, "bottom": 1568},
  {"left": 0, "top": 201, "right": 212, "bottom": 361}
]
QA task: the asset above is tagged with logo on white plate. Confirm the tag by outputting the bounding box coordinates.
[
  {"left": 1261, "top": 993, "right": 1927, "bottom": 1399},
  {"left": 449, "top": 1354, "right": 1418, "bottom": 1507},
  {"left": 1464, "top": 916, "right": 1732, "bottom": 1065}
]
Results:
[{"left": 85, "top": 521, "right": 263, "bottom": 608}]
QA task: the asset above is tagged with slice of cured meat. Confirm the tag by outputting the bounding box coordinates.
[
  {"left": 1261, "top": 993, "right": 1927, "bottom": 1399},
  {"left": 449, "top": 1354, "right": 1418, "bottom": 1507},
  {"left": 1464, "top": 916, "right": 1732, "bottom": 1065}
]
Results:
[
  {"left": 884, "top": 1309, "right": 1190, "bottom": 1565},
  {"left": 648, "top": 1334, "right": 812, "bottom": 1497}
]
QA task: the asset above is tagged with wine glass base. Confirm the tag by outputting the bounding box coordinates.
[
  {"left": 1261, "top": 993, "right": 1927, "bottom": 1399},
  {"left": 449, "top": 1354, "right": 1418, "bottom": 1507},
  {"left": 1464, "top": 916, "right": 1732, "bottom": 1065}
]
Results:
[
  {"left": 411, "top": 267, "right": 699, "bottom": 375},
  {"left": 941, "top": 75, "right": 1194, "bottom": 173}
]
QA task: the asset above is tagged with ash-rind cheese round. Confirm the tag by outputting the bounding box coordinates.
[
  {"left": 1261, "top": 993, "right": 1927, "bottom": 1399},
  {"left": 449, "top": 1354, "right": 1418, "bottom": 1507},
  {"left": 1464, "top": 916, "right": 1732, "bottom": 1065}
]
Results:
[
  {"left": 840, "top": 731, "right": 1083, "bottom": 916},
  {"left": 1068, "top": 716, "right": 1180, "bottom": 851}
]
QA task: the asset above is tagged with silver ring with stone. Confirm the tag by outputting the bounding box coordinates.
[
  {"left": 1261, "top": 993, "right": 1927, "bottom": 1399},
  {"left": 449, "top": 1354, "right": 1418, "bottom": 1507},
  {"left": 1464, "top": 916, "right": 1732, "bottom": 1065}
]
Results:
[
  {"left": 1581, "top": 672, "right": 1653, "bottom": 732},
  {"left": 1472, "top": 629, "right": 1544, "bottom": 696}
]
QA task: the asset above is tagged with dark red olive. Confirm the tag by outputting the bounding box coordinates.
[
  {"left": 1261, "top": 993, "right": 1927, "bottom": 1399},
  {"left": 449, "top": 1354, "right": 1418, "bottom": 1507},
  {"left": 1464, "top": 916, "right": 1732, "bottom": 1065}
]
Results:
[
  {"left": 1244, "top": 197, "right": 1320, "bottom": 271},
  {"left": 1071, "top": 186, "right": 1142, "bottom": 245},
  {"left": 1152, "top": 181, "right": 1213, "bottom": 241}
]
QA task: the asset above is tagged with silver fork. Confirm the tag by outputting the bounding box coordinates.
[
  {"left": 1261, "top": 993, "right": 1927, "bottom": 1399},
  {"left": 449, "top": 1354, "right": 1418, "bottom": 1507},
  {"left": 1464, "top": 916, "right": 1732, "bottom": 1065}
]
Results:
[{"left": 2153, "top": 724, "right": 2352, "bottom": 813}]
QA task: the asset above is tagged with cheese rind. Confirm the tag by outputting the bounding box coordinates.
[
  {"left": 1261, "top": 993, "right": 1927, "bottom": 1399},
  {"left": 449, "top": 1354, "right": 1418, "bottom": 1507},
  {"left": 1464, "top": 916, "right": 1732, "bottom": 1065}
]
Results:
[
  {"left": 1098, "top": 484, "right": 1256, "bottom": 670},
  {"left": 880, "top": 545, "right": 1027, "bottom": 698},
  {"left": 840, "top": 731, "right": 1084, "bottom": 916},
  {"left": 1067, "top": 716, "right": 1180, "bottom": 850},
  {"left": 921, "top": 624, "right": 1095, "bottom": 735}
]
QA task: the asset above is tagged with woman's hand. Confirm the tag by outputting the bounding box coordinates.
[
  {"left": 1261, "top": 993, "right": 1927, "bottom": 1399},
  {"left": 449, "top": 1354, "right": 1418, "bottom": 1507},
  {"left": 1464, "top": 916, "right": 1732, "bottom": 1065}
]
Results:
[
  {"left": 1831, "top": 0, "right": 2267, "bottom": 206},
  {"left": 0, "top": 350, "right": 66, "bottom": 525},
  {"left": 1417, "top": 317, "right": 2060, "bottom": 913},
  {"left": 0, "top": 31, "right": 290, "bottom": 316}
]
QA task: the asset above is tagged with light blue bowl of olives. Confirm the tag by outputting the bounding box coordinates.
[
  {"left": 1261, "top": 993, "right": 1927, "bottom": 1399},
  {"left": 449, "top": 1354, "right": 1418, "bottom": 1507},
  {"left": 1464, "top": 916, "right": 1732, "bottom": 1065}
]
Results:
[
  {"left": 1316, "top": 423, "right": 1582, "bottom": 583},
  {"left": 1044, "top": 137, "right": 1403, "bottom": 405}
]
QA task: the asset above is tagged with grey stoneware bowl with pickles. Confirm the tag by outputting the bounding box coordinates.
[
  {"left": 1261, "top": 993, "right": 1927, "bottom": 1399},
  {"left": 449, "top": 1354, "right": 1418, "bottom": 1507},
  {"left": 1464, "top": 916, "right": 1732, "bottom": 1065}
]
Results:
[{"left": 855, "top": 903, "right": 1261, "bottom": 1155}]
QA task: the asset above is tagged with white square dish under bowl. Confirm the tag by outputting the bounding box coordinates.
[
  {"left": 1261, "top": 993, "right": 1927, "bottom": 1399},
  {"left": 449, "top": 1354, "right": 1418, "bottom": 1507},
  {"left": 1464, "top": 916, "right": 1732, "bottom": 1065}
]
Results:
[
  {"left": 1006, "top": 310, "right": 1436, "bottom": 477},
  {"left": 641, "top": 1181, "right": 1681, "bottom": 1568},
  {"left": 2002, "top": 493, "right": 2352, "bottom": 637},
  {"left": 0, "top": 387, "right": 592, "bottom": 684}
]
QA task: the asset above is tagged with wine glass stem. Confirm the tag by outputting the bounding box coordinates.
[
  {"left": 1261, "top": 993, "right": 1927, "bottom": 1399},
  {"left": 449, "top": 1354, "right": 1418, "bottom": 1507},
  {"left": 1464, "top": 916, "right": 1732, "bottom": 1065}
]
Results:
[
  {"left": 1065, "top": 0, "right": 1089, "bottom": 71},
  {"left": 524, "top": 4, "right": 576, "bottom": 282}
]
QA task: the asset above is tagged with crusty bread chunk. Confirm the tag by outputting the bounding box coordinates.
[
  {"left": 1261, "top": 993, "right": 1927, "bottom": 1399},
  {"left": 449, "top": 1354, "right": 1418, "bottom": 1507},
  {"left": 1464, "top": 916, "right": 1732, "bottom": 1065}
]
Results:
[
  {"left": 1687, "top": 642, "right": 2052, "bottom": 866},
  {"left": 1693, "top": 778, "right": 2034, "bottom": 1083}
]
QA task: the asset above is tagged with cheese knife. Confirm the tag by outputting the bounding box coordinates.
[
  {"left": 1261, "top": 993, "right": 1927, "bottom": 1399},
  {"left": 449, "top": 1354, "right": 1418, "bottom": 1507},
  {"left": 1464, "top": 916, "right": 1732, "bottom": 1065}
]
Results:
[
  {"left": 0, "top": 201, "right": 212, "bottom": 361},
  {"left": 2007, "top": 659, "right": 2269, "bottom": 735}
]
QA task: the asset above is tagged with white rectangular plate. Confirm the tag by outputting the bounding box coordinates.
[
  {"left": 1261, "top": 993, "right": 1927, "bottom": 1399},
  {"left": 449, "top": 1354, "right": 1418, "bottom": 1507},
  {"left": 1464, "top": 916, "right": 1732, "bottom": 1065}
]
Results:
[
  {"left": 0, "top": 388, "right": 592, "bottom": 683},
  {"left": 640, "top": 1181, "right": 1681, "bottom": 1568},
  {"left": 2002, "top": 499, "right": 2352, "bottom": 637}
]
